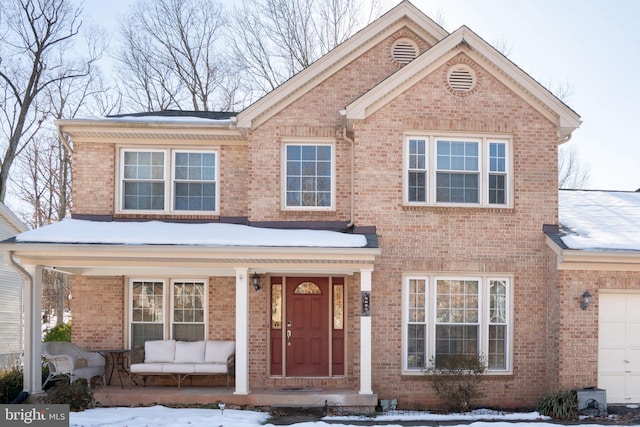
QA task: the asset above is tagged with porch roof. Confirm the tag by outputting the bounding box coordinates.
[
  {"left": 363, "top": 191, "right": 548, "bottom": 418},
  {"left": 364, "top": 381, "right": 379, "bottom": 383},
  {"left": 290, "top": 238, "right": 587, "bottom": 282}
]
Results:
[{"left": 2, "top": 219, "right": 379, "bottom": 276}]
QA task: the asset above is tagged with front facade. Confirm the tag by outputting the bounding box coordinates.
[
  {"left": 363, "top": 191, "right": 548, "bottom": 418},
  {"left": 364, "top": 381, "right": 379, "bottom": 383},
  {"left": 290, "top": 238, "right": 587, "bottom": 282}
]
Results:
[{"left": 5, "top": 1, "right": 586, "bottom": 408}]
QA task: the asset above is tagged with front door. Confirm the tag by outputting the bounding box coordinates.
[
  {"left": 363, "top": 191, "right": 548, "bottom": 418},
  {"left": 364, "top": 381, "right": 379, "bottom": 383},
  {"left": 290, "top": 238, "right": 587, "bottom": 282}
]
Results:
[{"left": 286, "top": 277, "right": 329, "bottom": 376}]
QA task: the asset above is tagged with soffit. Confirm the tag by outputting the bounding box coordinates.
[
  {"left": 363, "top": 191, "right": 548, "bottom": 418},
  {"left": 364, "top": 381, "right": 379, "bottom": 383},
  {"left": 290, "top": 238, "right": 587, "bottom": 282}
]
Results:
[
  {"left": 235, "top": 1, "right": 448, "bottom": 130},
  {"left": 546, "top": 236, "right": 640, "bottom": 271},
  {"left": 6, "top": 243, "right": 379, "bottom": 276},
  {"left": 344, "top": 26, "right": 582, "bottom": 140},
  {"left": 56, "top": 120, "right": 247, "bottom": 145}
]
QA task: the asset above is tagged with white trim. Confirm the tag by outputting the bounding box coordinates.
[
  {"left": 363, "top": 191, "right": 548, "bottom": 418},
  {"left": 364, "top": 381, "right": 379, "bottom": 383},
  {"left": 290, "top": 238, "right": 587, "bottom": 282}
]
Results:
[
  {"left": 117, "top": 147, "right": 220, "bottom": 215},
  {"left": 403, "top": 134, "right": 513, "bottom": 208},
  {"left": 401, "top": 274, "right": 513, "bottom": 375},
  {"left": 359, "top": 269, "right": 373, "bottom": 395},
  {"left": 281, "top": 139, "right": 336, "bottom": 211}
]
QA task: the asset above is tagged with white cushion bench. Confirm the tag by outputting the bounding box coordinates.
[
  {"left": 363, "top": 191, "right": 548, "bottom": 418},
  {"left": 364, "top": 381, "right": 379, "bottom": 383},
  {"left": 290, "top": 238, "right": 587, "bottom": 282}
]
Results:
[{"left": 127, "top": 339, "right": 235, "bottom": 388}]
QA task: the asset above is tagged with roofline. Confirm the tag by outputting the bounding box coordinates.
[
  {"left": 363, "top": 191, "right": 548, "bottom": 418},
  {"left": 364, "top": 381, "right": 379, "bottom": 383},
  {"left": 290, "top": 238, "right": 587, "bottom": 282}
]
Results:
[
  {"left": 235, "top": 1, "right": 448, "bottom": 129},
  {"left": 345, "top": 26, "right": 581, "bottom": 139},
  {"left": 0, "top": 202, "right": 28, "bottom": 232},
  {"left": 546, "top": 236, "right": 640, "bottom": 271}
]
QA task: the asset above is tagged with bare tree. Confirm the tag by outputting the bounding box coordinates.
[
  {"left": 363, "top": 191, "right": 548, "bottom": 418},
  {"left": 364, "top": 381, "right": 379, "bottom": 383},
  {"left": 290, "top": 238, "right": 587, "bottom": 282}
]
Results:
[
  {"left": 117, "top": 0, "right": 237, "bottom": 112},
  {"left": 559, "top": 142, "right": 590, "bottom": 189},
  {"left": 229, "top": 0, "right": 391, "bottom": 96},
  {"left": 0, "top": 0, "right": 99, "bottom": 203}
]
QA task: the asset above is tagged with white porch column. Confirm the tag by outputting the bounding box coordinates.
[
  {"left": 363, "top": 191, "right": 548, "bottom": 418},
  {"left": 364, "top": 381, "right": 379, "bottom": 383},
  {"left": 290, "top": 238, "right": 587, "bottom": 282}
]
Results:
[
  {"left": 24, "top": 265, "right": 43, "bottom": 393},
  {"left": 234, "top": 268, "right": 250, "bottom": 395},
  {"left": 359, "top": 268, "right": 373, "bottom": 395}
]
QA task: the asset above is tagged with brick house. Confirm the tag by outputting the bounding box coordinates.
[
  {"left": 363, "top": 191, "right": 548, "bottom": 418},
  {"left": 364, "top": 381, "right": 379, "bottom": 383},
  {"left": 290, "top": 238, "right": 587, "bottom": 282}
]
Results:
[{"left": 4, "top": 1, "right": 590, "bottom": 408}]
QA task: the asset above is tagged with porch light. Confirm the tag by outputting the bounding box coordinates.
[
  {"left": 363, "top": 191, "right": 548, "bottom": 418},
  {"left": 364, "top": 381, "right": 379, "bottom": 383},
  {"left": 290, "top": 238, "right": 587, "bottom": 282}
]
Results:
[
  {"left": 252, "top": 272, "right": 261, "bottom": 291},
  {"left": 581, "top": 290, "right": 592, "bottom": 310}
]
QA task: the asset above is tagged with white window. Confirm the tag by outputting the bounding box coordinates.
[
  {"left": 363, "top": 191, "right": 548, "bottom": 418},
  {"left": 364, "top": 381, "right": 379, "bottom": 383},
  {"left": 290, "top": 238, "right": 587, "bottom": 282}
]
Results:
[
  {"left": 404, "top": 135, "right": 510, "bottom": 207},
  {"left": 283, "top": 141, "right": 334, "bottom": 209},
  {"left": 119, "top": 149, "right": 218, "bottom": 214},
  {"left": 129, "top": 279, "right": 207, "bottom": 348},
  {"left": 403, "top": 275, "right": 511, "bottom": 373}
]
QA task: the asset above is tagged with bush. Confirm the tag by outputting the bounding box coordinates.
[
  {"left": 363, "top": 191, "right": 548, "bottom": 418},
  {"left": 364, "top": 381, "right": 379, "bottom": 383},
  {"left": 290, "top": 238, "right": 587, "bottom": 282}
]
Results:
[
  {"left": 424, "top": 354, "right": 486, "bottom": 412},
  {"left": 0, "top": 362, "right": 24, "bottom": 403},
  {"left": 536, "top": 390, "right": 578, "bottom": 420},
  {"left": 43, "top": 322, "right": 72, "bottom": 342},
  {"left": 41, "top": 381, "right": 95, "bottom": 412}
]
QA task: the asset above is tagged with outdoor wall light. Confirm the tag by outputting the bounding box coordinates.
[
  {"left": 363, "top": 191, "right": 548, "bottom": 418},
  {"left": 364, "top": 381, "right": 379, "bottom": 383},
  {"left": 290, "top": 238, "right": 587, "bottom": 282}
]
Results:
[
  {"left": 252, "top": 272, "right": 261, "bottom": 291},
  {"left": 581, "top": 290, "right": 592, "bottom": 310}
]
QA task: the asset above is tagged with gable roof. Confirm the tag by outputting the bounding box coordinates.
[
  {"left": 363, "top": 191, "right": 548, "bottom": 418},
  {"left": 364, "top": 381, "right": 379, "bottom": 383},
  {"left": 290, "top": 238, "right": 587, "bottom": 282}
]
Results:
[
  {"left": 344, "top": 25, "right": 581, "bottom": 140},
  {"left": 235, "top": 0, "right": 448, "bottom": 129},
  {"left": 0, "top": 202, "right": 28, "bottom": 234}
]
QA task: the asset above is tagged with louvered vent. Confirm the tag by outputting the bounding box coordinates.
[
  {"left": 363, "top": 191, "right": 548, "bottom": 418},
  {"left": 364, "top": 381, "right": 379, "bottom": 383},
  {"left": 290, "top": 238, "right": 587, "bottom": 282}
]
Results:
[
  {"left": 392, "top": 39, "right": 418, "bottom": 64},
  {"left": 447, "top": 66, "right": 476, "bottom": 92}
]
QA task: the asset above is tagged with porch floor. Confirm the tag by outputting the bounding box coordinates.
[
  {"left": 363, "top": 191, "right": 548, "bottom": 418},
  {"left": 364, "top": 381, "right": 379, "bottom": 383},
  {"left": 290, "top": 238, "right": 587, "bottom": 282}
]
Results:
[{"left": 91, "top": 384, "right": 378, "bottom": 409}]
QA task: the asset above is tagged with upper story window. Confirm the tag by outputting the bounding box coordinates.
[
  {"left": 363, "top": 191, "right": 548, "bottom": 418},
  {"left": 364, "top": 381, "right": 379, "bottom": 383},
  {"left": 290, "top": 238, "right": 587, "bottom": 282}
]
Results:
[
  {"left": 283, "top": 141, "right": 334, "bottom": 210},
  {"left": 119, "top": 148, "right": 218, "bottom": 214},
  {"left": 405, "top": 135, "right": 511, "bottom": 207}
]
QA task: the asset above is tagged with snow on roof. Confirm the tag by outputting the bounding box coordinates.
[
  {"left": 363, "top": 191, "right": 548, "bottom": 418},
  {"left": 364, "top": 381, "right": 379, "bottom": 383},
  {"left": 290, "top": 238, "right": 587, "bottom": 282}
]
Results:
[
  {"left": 560, "top": 189, "right": 640, "bottom": 251},
  {"left": 14, "top": 219, "right": 368, "bottom": 248}
]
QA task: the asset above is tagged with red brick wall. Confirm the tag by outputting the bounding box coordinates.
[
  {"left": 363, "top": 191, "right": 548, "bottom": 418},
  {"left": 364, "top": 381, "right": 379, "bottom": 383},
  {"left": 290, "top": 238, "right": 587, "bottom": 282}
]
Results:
[
  {"left": 71, "top": 276, "right": 124, "bottom": 350},
  {"left": 72, "top": 143, "right": 115, "bottom": 216},
  {"left": 555, "top": 269, "right": 640, "bottom": 391}
]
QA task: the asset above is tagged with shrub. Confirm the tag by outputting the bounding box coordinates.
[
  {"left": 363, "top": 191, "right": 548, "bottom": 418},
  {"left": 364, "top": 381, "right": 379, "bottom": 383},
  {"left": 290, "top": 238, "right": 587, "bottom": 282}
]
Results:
[
  {"left": 41, "top": 381, "right": 95, "bottom": 412},
  {"left": 43, "top": 322, "right": 72, "bottom": 342},
  {"left": 424, "top": 353, "right": 486, "bottom": 412},
  {"left": 536, "top": 390, "right": 578, "bottom": 420},
  {"left": 0, "top": 362, "right": 24, "bottom": 403}
]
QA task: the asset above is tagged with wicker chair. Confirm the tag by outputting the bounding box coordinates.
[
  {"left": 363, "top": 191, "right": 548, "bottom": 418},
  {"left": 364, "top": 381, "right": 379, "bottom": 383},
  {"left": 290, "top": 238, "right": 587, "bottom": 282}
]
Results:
[{"left": 42, "top": 342, "right": 106, "bottom": 388}]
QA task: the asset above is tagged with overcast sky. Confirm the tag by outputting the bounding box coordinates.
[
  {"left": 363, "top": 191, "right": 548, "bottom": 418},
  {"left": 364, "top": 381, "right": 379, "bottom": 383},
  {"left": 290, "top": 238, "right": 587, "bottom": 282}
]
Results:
[{"left": 84, "top": 0, "right": 640, "bottom": 192}]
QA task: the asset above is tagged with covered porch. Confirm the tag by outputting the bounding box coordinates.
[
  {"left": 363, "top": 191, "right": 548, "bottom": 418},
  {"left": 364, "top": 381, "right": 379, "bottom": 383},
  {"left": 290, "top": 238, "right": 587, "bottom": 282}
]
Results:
[{"left": 1, "top": 219, "right": 380, "bottom": 407}]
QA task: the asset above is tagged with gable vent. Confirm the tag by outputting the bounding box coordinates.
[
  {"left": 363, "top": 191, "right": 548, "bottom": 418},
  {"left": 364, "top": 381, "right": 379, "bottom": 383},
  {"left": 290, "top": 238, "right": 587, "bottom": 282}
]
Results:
[
  {"left": 447, "top": 66, "right": 476, "bottom": 92},
  {"left": 391, "top": 39, "right": 418, "bottom": 64}
]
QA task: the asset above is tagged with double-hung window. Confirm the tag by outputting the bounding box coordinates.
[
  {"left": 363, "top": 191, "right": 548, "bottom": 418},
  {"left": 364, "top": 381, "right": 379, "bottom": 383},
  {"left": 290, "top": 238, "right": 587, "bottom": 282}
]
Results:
[
  {"left": 283, "top": 141, "right": 334, "bottom": 209},
  {"left": 120, "top": 149, "right": 218, "bottom": 214},
  {"left": 403, "top": 275, "right": 511, "bottom": 373},
  {"left": 404, "top": 135, "right": 510, "bottom": 206},
  {"left": 129, "top": 279, "right": 207, "bottom": 348}
]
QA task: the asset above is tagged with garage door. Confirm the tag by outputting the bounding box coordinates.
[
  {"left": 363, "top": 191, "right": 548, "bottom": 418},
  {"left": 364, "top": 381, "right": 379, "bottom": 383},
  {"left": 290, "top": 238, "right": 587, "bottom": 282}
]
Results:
[{"left": 599, "top": 293, "right": 640, "bottom": 403}]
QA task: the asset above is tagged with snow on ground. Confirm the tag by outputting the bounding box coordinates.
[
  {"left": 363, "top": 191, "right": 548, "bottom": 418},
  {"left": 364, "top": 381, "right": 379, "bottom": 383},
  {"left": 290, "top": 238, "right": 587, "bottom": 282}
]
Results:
[{"left": 68, "top": 405, "right": 616, "bottom": 427}]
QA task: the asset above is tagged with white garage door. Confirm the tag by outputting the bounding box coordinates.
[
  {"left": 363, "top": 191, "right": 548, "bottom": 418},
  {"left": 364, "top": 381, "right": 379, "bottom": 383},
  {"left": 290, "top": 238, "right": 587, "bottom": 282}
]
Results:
[{"left": 599, "top": 293, "right": 640, "bottom": 403}]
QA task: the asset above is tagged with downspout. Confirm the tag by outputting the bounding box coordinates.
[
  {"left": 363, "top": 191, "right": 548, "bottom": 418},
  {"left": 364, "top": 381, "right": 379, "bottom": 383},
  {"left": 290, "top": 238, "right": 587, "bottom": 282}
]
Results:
[
  {"left": 5, "top": 251, "right": 33, "bottom": 391},
  {"left": 56, "top": 127, "right": 73, "bottom": 154},
  {"left": 341, "top": 111, "right": 355, "bottom": 228}
]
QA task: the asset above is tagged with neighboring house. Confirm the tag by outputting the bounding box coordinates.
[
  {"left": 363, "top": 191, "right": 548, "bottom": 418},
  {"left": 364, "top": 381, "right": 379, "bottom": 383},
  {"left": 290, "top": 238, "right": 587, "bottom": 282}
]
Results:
[
  {"left": 0, "top": 203, "right": 28, "bottom": 367},
  {"left": 3, "top": 1, "right": 588, "bottom": 408},
  {"left": 547, "top": 190, "right": 640, "bottom": 404}
]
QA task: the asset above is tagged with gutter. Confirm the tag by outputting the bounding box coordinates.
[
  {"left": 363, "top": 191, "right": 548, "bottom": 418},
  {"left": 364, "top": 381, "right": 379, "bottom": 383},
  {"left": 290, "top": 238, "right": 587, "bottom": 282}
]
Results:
[{"left": 341, "top": 111, "right": 355, "bottom": 228}]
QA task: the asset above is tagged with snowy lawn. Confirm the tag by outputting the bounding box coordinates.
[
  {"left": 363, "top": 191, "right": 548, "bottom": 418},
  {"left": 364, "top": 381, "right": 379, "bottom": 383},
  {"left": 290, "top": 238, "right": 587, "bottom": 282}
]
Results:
[{"left": 69, "top": 405, "right": 617, "bottom": 427}]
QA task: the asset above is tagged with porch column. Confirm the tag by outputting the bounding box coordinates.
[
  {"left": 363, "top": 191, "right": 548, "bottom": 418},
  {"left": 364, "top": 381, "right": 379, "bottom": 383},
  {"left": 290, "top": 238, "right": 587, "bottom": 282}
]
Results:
[
  {"left": 359, "top": 268, "right": 373, "bottom": 395},
  {"left": 24, "top": 265, "right": 43, "bottom": 393},
  {"left": 234, "top": 268, "right": 250, "bottom": 395}
]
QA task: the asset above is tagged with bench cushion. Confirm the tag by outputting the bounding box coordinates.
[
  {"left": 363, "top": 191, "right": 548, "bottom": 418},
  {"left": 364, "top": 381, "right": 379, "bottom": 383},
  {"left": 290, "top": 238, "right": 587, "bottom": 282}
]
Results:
[
  {"left": 204, "top": 340, "right": 235, "bottom": 364},
  {"left": 131, "top": 363, "right": 164, "bottom": 373},
  {"left": 174, "top": 341, "right": 205, "bottom": 363},
  {"left": 194, "top": 363, "right": 227, "bottom": 374},
  {"left": 144, "top": 340, "right": 176, "bottom": 363}
]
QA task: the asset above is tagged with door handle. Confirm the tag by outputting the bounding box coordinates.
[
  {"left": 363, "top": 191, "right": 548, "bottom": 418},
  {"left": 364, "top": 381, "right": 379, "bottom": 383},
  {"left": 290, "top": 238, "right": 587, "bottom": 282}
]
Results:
[{"left": 286, "top": 329, "right": 292, "bottom": 347}]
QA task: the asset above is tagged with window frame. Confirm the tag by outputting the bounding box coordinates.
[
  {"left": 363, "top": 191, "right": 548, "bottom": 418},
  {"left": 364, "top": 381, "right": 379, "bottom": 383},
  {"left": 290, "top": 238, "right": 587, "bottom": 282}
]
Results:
[
  {"left": 281, "top": 139, "right": 336, "bottom": 211},
  {"left": 402, "top": 274, "right": 513, "bottom": 375},
  {"left": 117, "top": 147, "right": 219, "bottom": 215},
  {"left": 128, "top": 278, "right": 208, "bottom": 348},
  {"left": 403, "top": 134, "right": 512, "bottom": 207}
]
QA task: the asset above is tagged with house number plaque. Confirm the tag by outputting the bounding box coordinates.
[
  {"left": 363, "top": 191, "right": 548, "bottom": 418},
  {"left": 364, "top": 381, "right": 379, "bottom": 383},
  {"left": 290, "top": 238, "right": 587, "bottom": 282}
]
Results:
[{"left": 361, "top": 291, "right": 371, "bottom": 316}]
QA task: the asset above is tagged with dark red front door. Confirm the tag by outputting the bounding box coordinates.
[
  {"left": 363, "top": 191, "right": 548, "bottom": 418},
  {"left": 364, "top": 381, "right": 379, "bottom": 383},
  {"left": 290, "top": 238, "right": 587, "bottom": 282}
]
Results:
[{"left": 286, "top": 277, "right": 329, "bottom": 376}]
